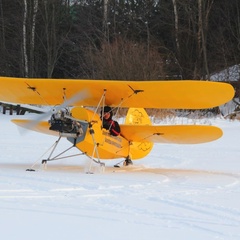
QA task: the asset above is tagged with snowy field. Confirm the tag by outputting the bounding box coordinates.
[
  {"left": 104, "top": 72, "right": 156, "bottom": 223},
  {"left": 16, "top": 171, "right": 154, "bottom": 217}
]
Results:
[{"left": 1, "top": 113, "right": 240, "bottom": 240}]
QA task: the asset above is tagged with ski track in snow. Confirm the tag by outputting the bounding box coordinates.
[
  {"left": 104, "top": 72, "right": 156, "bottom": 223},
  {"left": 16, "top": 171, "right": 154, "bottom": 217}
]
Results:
[
  {"left": 1, "top": 166, "right": 240, "bottom": 239},
  {"left": 0, "top": 114, "right": 240, "bottom": 240}
]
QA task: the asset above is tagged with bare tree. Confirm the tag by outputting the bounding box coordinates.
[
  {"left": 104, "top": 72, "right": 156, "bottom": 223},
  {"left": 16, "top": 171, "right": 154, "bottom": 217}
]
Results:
[
  {"left": 86, "top": 37, "right": 165, "bottom": 80},
  {"left": 197, "top": 0, "right": 214, "bottom": 79},
  {"left": 22, "top": 0, "right": 28, "bottom": 77},
  {"left": 103, "top": 0, "right": 108, "bottom": 37},
  {"left": 29, "top": 0, "right": 39, "bottom": 77},
  {"left": 22, "top": 0, "right": 39, "bottom": 77},
  {"left": 172, "top": 0, "right": 180, "bottom": 54},
  {"left": 41, "top": 0, "right": 64, "bottom": 78},
  {"left": 0, "top": 0, "right": 6, "bottom": 51},
  {"left": 1, "top": 0, "right": 240, "bottom": 80}
]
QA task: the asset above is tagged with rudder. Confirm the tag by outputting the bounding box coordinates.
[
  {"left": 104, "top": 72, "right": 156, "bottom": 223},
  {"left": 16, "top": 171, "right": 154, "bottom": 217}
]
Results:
[{"left": 125, "top": 108, "right": 154, "bottom": 160}]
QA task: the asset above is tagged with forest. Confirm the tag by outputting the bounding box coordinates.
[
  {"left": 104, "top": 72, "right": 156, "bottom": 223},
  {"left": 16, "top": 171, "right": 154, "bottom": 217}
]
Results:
[{"left": 0, "top": 0, "right": 239, "bottom": 81}]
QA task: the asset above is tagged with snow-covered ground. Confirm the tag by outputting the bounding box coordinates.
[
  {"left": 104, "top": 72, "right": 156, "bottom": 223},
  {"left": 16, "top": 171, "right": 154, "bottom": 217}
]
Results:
[
  {"left": 1, "top": 113, "right": 240, "bottom": 240},
  {"left": 210, "top": 64, "right": 240, "bottom": 82}
]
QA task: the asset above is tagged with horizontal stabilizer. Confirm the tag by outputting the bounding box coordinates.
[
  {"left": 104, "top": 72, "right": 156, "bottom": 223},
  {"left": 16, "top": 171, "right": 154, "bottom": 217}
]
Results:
[{"left": 120, "top": 124, "right": 223, "bottom": 144}]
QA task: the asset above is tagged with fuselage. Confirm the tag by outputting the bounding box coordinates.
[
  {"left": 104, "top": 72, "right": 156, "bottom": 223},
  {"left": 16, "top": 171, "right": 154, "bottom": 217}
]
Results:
[{"left": 70, "top": 107, "right": 130, "bottom": 159}]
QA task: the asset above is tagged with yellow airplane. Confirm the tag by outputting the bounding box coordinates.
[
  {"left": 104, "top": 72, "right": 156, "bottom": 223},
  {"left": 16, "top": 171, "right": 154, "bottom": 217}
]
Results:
[{"left": 0, "top": 77, "right": 235, "bottom": 171}]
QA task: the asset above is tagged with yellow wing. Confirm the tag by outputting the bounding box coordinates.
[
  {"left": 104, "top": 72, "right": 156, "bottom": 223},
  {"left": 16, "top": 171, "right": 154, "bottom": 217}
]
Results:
[
  {"left": 120, "top": 125, "right": 223, "bottom": 144},
  {"left": 11, "top": 119, "right": 58, "bottom": 136},
  {"left": 12, "top": 118, "right": 222, "bottom": 144},
  {"left": 0, "top": 77, "right": 234, "bottom": 109}
]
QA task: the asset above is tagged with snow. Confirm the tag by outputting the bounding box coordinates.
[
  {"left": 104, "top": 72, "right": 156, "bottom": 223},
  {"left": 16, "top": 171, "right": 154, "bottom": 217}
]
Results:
[
  {"left": 210, "top": 64, "right": 240, "bottom": 82},
  {"left": 1, "top": 113, "right": 240, "bottom": 240}
]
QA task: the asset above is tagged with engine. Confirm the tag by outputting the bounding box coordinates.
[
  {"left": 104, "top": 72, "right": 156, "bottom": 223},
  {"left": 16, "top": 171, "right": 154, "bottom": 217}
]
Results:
[{"left": 49, "top": 108, "right": 83, "bottom": 137}]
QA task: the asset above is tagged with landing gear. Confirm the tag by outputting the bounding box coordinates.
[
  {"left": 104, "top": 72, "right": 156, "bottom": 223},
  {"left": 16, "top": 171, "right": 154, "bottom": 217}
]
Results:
[
  {"left": 114, "top": 156, "right": 133, "bottom": 168},
  {"left": 85, "top": 160, "right": 105, "bottom": 174},
  {"left": 40, "top": 133, "right": 106, "bottom": 173},
  {"left": 123, "top": 156, "right": 133, "bottom": 166},
  {"left": 26, "top": 135, "right": 105, "bottom": 173},
  {"left": 25, "top": 136, "right": 85, "bottom": 171}
]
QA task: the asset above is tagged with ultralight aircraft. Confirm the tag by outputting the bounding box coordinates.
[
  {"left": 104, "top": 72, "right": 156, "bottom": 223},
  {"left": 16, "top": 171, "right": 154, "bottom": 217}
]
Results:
[{"left": 0, "top": 77, "right": 235, "bottom": 172}]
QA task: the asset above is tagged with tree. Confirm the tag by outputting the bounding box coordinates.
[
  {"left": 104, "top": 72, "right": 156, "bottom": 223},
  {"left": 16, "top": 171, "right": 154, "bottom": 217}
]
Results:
[
  {"left": 0, "top": 0, "right": 23, "bottom": 76},
  {"left": 207, "top": 0, "right": 240, "bottom": 74},
  {"left": 0, "top": 0, "right": 239, "bottom": 80},
  {"left": 85, "top": 37, "right": 165, "bottom": 80}
]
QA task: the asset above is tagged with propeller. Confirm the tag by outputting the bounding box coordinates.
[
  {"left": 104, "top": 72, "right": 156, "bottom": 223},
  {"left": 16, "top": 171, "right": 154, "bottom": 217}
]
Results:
[{"left": 17, "top": 89, "right": 90, "bottom": 132}]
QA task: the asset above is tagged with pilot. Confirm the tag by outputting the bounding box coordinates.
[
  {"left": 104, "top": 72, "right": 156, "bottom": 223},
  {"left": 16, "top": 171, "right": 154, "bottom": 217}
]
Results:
[{"left": 101, "top": 106, "right": 120, "bottom": 136}]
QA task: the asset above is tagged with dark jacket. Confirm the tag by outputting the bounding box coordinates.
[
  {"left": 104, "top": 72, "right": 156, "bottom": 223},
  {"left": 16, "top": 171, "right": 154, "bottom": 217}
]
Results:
[
  {"left": 102, "top": 118, "right": 120, "bottom": 136},
  {"left": 101, "top": 106, "right": 120, "bottom": 136}
]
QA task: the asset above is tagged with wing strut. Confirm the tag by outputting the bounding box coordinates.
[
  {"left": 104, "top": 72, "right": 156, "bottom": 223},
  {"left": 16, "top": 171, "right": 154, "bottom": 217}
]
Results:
[
  {"left": 85, "top": 124, "right": 106, "bottom": 174},
  {"left": 25, "top": 82, "right": 50, "bottom": 105},
  {"left": 108, "top": 85, "right": 144, "bottom": 110},
  {"left": 128, "top": 85, "right": 144, "bottom": 95},
  {"left": 90, "top": 89, "right": 107, "bottom": 123}
]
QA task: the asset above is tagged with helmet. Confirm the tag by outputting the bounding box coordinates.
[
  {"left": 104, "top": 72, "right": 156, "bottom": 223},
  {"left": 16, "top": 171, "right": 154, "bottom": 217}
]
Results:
[
  {"left": 103, "top": 106, "right": 112, "bottom": 113},
  {"left": 101, "top": 106, "right": 113, "bottom": 118}
]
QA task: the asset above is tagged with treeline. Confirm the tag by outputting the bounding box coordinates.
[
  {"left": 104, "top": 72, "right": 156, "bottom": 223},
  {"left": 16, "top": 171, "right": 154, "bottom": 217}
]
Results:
[{"left": 0, "top": 0, "right": 239, "bottom": 80}]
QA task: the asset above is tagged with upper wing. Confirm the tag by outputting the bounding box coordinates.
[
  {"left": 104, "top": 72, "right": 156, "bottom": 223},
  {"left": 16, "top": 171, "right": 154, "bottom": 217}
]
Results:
[
  {"left": 120, "top": 125, "right": 223, "bottom": 144},
  {"left": 0, "top": 76, "right": 234, "bottom": 109}
]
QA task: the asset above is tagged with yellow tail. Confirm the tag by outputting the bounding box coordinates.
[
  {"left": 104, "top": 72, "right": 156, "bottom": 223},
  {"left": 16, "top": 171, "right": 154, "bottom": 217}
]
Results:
[{"left": 125, "top": 108, "right": 154, "bottom": 160}]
